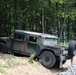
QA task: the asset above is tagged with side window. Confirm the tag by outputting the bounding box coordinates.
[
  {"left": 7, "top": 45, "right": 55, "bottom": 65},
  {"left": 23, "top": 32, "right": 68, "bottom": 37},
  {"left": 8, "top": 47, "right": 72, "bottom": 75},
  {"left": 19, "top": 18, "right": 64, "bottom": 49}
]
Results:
[
  {"left": 14, "top": 33, "right": 25, "bottom": 41},
  {"left": 29, "top": 36, "right": 37, "bottom": 43}
]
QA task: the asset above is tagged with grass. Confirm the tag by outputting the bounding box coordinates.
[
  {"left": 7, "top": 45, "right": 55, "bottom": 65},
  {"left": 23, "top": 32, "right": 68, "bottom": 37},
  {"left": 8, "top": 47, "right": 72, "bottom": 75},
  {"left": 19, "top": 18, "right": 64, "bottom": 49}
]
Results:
[
  {"left": 0, "top": 58, "right": 20, "bottom": 74},
  {"left": 29, "top": 53, "right": 36, "bottom": 63},
  {"left": 6, "top": 58, "right": 19, "bottom": 67},
  {"left": 0, "top": 62, "right": 6, "bottom": 74}
]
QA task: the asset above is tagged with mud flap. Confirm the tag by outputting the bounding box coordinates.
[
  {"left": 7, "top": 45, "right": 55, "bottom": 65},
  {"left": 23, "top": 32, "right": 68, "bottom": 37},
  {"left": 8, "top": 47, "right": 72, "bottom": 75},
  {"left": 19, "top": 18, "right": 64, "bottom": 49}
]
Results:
[{"left": 59, "top": 56, "right": 66, "bottom": 68}]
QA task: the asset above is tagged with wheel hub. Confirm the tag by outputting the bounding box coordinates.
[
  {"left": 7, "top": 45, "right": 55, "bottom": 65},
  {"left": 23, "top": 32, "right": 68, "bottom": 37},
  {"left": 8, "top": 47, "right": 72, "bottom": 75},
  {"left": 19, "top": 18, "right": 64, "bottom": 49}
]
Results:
[{"left": 45, "top": 57, "right": 50, "bottom": 62}]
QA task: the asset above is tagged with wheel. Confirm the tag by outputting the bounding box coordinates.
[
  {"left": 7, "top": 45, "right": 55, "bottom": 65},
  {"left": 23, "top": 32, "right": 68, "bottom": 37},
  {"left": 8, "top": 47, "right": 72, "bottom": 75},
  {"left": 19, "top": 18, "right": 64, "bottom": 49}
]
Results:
[
  {"left": 40, "top": 51, "right": 56, "bottom": 68},
  {"left": 0, "top": 43, "right": 7, "bottom": 53},
  {"left": 68, "top": 40, "right": 76, "bottom": 59}
]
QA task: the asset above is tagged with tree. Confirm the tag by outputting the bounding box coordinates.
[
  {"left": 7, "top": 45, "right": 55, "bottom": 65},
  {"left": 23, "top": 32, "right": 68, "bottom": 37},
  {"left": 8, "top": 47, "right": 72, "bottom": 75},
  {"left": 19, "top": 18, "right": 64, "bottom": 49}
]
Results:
[
  {"left": 14, "top": 0, "right": 18, "bottom": 29},
  {"left": 0, "top": 0, "right": 76, "bottom": 41}
]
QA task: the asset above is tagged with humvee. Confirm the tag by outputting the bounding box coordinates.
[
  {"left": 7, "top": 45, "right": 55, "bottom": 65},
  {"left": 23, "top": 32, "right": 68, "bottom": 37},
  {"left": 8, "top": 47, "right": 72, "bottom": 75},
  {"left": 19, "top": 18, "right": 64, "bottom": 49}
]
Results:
[{"left": 0, "top": 29, "right": 76, "bottom": 68}]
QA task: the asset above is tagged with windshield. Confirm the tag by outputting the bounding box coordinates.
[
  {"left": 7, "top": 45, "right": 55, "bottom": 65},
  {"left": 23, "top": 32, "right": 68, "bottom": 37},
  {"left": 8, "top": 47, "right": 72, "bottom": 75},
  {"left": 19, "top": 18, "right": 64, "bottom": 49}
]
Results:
[{"left": 43, "top": 38, "right": 58, "bottom": 46}]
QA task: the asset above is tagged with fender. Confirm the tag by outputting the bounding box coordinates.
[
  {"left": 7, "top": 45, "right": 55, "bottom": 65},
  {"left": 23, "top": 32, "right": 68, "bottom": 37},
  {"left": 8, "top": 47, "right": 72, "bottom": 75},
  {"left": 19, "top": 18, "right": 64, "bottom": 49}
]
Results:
[
  {"left": 0, "top": 37, "right": 11, "bottom": 49},
  {"left": 0, "top": 39, "right": 6, "bottom": 44},
  {"left": 38, "top": 46, "right": 62, "bottom": 57}
]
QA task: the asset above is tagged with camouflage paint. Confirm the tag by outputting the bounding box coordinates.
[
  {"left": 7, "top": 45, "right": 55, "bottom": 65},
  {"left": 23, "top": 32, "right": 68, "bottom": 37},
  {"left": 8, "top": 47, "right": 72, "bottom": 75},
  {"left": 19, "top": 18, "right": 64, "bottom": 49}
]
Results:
[
  {"left": 0, "top": 37, "right": 11, "bottom": 49},
  {"left": 13, "top": 41, "right": 28, "bottom": 53},
  {"left": 6, "top": 42, "right": 11, "bottom": 49},
  {"left": 13, "top": 41, "right": 38, "bottom": 54},
  {"left": 0, "top": 30, "right": 60, "bottom": 57},
  {"left": 26, "top": 43, "right": 38, "bottom": 54}
]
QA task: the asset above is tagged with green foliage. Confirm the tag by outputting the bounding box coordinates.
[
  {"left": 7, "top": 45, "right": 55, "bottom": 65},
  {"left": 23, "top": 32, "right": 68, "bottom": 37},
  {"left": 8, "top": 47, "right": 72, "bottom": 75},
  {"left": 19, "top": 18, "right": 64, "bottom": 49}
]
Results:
[
  {"left": 58, "top": 42, "right": 69, "bottom": 46},
  {"left": 29, "top": 53, "right": 36, "bottom": 63},
  {"left": 6, "top": 59, "right": 19, "bottom": 67},
  {"left": 0, "top": 57, "right": 19, "bottom": 74},
  {"left": 0, "top": 62, "right": 6, "bottom": 73},
  {"left": 0, "top": 0, "right": 76, "bottom": 41}
]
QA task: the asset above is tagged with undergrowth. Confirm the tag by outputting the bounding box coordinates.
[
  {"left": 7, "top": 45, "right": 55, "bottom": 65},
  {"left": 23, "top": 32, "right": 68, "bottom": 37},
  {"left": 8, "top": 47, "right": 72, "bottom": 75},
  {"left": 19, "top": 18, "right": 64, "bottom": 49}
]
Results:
[
  {"left": 6, "top": 58, "right": 19, "bottom": 67},
  {"left": 0, "top": 62, "right": 6, "bottom": 74},
  {"left": 29, "top": 53, "right": 36, "bottom": 63}
]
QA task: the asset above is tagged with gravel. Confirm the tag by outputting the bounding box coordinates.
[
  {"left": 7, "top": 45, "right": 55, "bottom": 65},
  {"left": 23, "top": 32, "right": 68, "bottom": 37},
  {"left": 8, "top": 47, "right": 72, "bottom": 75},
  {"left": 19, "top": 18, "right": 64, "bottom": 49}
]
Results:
[{"left": 52, "top": 63, "right": 76, "bottom": 75}]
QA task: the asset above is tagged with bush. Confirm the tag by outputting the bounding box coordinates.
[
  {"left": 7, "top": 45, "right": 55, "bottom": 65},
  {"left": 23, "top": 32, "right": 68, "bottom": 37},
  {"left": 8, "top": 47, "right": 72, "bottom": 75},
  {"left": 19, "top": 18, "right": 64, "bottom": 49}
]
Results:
[{"left": 29, "top": 53, "right": 36, "bottom": 63}]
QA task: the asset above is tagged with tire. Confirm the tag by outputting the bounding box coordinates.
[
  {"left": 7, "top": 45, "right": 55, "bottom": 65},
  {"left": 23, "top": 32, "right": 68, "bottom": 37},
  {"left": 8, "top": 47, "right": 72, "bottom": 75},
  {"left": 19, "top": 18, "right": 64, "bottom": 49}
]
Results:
[
  {"left": 0, "top": 43, "right": 7, "bottom": 53},
  {"left": 68, "top": 40, "right": 76, "bottom": 59},
  {"left": 40, "top": 51, "right": 56, "bottom": 68}
]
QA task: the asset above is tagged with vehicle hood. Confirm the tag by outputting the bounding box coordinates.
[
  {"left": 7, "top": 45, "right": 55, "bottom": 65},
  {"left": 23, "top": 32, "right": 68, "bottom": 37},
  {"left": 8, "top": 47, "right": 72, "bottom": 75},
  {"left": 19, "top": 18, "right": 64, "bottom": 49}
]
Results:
[{"left": 44, "top": 45, "right": 68, "bottom": 51}]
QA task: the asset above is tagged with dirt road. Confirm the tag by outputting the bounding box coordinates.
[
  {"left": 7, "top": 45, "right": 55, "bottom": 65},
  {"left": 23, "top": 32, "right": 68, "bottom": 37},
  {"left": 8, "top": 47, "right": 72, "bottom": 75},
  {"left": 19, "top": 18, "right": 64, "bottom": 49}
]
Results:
[{"left": 0, "top": 53, "right": 76, "bottom": 75}]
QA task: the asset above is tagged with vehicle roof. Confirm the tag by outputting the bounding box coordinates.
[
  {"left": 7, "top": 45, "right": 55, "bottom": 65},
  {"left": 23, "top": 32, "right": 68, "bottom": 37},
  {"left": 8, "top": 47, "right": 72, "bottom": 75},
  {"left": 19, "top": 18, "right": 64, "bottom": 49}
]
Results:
[{"left": 15, "top": 30, "right": 58, "bottom": 39}]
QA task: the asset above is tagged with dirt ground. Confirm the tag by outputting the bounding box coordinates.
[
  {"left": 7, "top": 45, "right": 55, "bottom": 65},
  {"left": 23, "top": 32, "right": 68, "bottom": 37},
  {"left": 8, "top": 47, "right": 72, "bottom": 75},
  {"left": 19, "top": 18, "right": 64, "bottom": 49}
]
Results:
[{"left": 0, "top": 53, "right": 76, "bottom": 75}]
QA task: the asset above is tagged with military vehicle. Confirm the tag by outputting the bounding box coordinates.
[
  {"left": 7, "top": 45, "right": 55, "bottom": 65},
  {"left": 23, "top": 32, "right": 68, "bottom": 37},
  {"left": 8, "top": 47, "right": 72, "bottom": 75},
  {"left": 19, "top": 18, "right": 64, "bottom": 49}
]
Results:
[{"left": 0, "top": 29, "right": 76, "bottom": 68}]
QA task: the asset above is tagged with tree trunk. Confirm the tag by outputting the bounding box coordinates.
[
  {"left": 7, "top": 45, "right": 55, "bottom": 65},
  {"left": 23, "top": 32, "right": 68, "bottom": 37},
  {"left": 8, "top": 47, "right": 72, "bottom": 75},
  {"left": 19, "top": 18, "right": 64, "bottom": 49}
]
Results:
[
  {"left": 57, "top": 15, "right": 61, "bottom": 38},
  {"left": 56, "top": 3, "right": 61, "bottom": 38},
  {"left": 41, "top": 7, "right": 45, "bottom": 33},
  {"left": 66, "top": 17, "right": 70, "bottom": 41},
  {"left": 31, "top": 16, "right": 34, "bottom": 31},
  {"left": 44, "top": 7, "right": 46, "bottom": 33},
  {"left": 75, "top": 17, "right": 76, "bottom": 38},
  {"left": 14, "top": 0, "right": 18, "bottom": 29},
  {"left": 22, "top": 0, "right": 26, "bottom": 30},
  {"left": 36, "top": 18, "right": 38, "bottom": 32}
]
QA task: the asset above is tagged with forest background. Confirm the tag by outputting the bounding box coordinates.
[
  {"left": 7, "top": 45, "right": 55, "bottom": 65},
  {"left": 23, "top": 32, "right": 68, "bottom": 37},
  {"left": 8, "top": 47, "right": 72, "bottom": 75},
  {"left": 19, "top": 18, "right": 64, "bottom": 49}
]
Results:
[{"left": 0, "top": 0, "right": 76, "bottom": 42}]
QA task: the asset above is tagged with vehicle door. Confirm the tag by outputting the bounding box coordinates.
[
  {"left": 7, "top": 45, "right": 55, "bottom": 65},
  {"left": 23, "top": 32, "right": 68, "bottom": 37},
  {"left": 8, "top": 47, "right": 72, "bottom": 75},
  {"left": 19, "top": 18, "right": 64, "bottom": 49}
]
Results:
[
  {"left": 13, "top": 33, "right": 27, "bottom": 53},
  {"left": 26, "top": 35, "right": 40, "bottom": 54}
]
